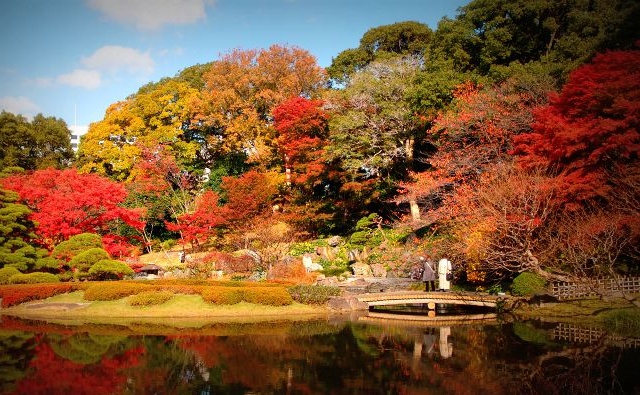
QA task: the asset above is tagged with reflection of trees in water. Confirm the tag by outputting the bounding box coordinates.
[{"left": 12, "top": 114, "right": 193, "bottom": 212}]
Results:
[
  {"left": 504, "top": 323, "right": 640, "bottom": 395},
  {"left": 7, "top": 339, "right": 143, "bottom": 394},
  {"left": 47, "top": 333, "right": 130, "bottom": 365},
  {"left": 1, "top": 319, "right": 639, "bottom": 394},
  {"left": 0, "top": 330, "right": 37, "bottom": 393}
]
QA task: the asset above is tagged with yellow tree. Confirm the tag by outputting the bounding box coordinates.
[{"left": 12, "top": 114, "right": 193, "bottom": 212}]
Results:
[
  {"left": 77, "top": 79, "right": 201, "bottom": 180},
  {"left": 195, "top": 45, "right": 327, "bottom": 165}
]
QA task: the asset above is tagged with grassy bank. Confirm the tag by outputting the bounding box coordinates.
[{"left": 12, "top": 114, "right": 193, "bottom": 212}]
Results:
[
  {"left": 1, "top": 289, "right": 330, "bottom": 326},
  {"left": 513, "top": 296, "right": 640, "bottom": 337}
]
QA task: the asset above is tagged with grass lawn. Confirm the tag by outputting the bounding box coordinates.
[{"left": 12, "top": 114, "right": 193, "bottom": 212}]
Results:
[{"left": 1, "top": 290, "right": 329, "bottom": 327}]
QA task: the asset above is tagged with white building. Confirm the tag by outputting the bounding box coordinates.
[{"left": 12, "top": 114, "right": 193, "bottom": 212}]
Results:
[{"left": 69, "top": 125, "right": 88, "bottom": 151}]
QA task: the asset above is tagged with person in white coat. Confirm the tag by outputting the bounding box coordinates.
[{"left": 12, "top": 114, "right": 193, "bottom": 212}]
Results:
[{"left": 438, "top": 258, "right": 452, "bottom": 291}]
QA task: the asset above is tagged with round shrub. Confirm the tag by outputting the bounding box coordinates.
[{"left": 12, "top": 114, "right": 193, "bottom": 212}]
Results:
[
  {"left": 69, "top": 248, "right": 110, "bottom": 277},
  {"left": 243, "top": 287, "right": 293, "bottom": 306},
  {"left": 511, "top": 272, "right": 547, "bottom": 296},
  {"left": 128, "top": 290, "right": 174, "bottom": 307},
  {"left": 8, "top": 272, "right": 60, "bottom": 284},
  {"left": 89, "top": 259, "right": 134, "bottom": 281},
  {"left": 83, "top": 282, "right": 149, "bottom": 301},
  {"left": 201, "top": 287, "right": 244, "bottom": 305},
  {"left": 288, "top": 284, "right": 342, "bottom": 304},
  {"left": 0, "top": 266, "right": 21, "bottom": 285},
  {"left": 52, "top": 233, "right": 103, "bottom": 261}
]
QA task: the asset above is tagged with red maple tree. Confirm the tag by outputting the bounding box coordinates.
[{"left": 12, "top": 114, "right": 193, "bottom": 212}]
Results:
[
  {"left": 273, "top": 96, "right": 329, "bottom": 186},
  {"left": 1, "top": 168, "right": 145, "bottom": 250},
  {"left": 512, "top": 48, "right": 640, "bottom": 207},
  {"left": 165, "top": 190, "right": 226, "bottom": 248}
]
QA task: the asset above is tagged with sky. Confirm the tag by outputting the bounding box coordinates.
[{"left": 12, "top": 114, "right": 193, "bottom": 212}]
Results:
[{"left": 0, "top": 0, "right": 468, "bottom": 131}]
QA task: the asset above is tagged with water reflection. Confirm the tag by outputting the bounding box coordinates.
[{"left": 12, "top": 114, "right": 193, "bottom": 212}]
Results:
[{"left": 0, "top": 314, "right": 638, "bottom": 395}]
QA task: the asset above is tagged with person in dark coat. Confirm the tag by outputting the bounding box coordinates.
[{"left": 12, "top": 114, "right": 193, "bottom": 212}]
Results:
[{"left": 421, "top": 256, "right": 436, "bottom": 292}]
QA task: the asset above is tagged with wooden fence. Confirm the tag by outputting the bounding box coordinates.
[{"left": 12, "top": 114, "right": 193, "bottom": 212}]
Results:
[{"left": 550, "top": 276, "right": 640, "bottom": 300}]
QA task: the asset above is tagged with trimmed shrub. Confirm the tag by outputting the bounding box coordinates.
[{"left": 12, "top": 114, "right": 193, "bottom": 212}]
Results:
[
  {"left": 0, "top": 267, "right": 21, "bottom": 285},
  {"left": 511, "top": 272, "right": 547, "bottom": 296},
  {"left": 69, "top": 248, "right": 110, "bottom": 276},
  {"left": 83, "top": 282, "right": 149, "bottom": 301},
  {"left": 201, "top": 287, "right": 245, "bottom": 305},
  {"left": 8, "top": 272, "right": 60, "bottom": 284},
  {"left": 288, "top": 284, "right": 342, "bottom": 304},
  {"left": 89, "top": 259, "right": 134, "bottom": 281},
  {"left": 128, "top": 291, "right": 174, "bottom": 307},
  {"left": 52, "top": 233, "right": 103, "bottom": 262},
  {"left": 0, "top": 283, "right": 75, "bottom": 307},
  {"left": 243, "top": 287, "right": 294, "bottom": 306}
]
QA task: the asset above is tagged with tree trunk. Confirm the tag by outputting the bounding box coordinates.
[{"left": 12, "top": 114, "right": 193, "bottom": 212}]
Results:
[{"left": 405, "top": 137, "right": 420, "bottom": 221}]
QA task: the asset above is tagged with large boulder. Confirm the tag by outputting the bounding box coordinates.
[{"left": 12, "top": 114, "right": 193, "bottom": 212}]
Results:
[
  {"left": 351, "top": 263, "right": 373, "bottom": 277},
  {"left": 302, "top": 254, "right": 323, "bottom": 272},
  {"left": 327, "top": 296, "right": 368, "bottom": 311}
]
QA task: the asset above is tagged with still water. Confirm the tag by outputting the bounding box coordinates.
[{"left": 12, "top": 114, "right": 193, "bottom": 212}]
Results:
[{"left": 0, "top": 310, "right": 638, "bottom": 395}]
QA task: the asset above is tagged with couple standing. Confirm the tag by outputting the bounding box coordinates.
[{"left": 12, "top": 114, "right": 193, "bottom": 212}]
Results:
[{"left": 420, "top": 256, "right": 452, "bottom": 292}]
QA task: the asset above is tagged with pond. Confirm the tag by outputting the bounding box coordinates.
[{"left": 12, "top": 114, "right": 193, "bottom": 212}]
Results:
[{"left": 0, "top": 310, "right": 638, "bottom": 395}]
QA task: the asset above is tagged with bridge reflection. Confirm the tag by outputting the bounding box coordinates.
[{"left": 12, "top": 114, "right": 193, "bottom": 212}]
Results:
[{"left": 360, "top": 311, "right": 498, "bottom": 326}]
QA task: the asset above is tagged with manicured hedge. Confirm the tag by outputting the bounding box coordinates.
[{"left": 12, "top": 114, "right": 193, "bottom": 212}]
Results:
[
  {"left": 0, "top": 283, "right": 76, "bottom": 307},
  {"left": 200, "top": 286, "right": 293, "bottom": 306},
  {"left": 201, "top": 287, "right": 245, "bottom": 305},
  {"left": 83, "top": 282, "right": 150, "bottom": 301},
  {"left": 0, "top": 267, "right": 21, "bottom": 285},
  {"left": 128, "top": 290, "right": 174, "bottom": 307},
  {"left": 8, "top": 272, "right": 60, "bottom": 284},
  {"left": 243, "top": 287, "right": 293, "bottom": 306},
  {"left": 287, "top": 284, "right": 342, "bottom": 304}
]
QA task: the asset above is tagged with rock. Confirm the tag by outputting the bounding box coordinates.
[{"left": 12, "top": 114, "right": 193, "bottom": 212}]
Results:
[
  {"left": 317, "top": 276, "right": 339, "bottom": 286},
  {"left": 370, "top": 263, "right": 387, "bottom": 278},
  {"left": 302, "top": 254, "right": 323, "bottom": 272},
  {"left": 366, "top": 282, "right": 387, "bottom": 293},
  {"left": 327, "top": 236, "right": 342, "bottom": 247},
  {"left": 315, "top": 246, "right": 336, "bottom": 260},
  {"left": 351, "top": 263, "right": 373, "bottom": 277},
  {"left": 327, "top": 296, "right": 368, "bottom": 311}
]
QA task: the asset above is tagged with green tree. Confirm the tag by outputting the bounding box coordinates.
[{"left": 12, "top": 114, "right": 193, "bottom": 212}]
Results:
[
  {"left": 68, "top": 247, "right": 110, "bottom": 279},
  {"left": 326, "top": 56, "right": 424, "bottom": 218},
  {"left": 89, "top": 259, "right": 134, "bottom": 280},
  {"left": 0, "top": 111, "right": 73, "bottom": 171},
  {"left": 327, "top": 21, "right": 432, "bottom": 86},
  {"left": 51, "top": 233, "right": 104, "bottom": 262},
  {"left": 0, "top": 188, "right": 44, "bottom": 271},
  {"left": 430, "top": 0, "right": 640, "bottom": 79}
]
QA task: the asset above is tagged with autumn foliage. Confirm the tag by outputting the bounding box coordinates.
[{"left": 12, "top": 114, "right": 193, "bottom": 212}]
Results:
[
  {"left": 1, "top": 168, "right": 144, "bottom": 250},
  {"left": 513, "top": 48, "right": 640, "bottom": 207},
  {"left": 274, "top": 96, "right": 329, "bottom": 186}
]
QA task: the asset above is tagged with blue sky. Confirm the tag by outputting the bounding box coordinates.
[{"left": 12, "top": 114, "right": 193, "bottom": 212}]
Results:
[{"left": 0, "top": 0, "right": 468, "bottom": 130}]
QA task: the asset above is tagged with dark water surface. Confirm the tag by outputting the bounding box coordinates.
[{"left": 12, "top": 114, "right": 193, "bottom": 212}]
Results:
[{"left": 0, "top": 310, "right": 638, "bottom": 395}]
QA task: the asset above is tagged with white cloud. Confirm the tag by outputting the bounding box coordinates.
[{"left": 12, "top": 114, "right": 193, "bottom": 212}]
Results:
[
  {"left": 86, "top": 0, "right": 214, "bottom": 30},
  {"left": 27, "top": 77, "right": 54, "bottom": 87},
  {"left": 82, "top": 45, "right": 154, "bottom": 75},
  {"left": 0, "top": 96, "right": 40, "bottom": 117},
  {"left": 56, "top": 69, "right": 102, "bottom": 89}
]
